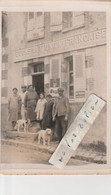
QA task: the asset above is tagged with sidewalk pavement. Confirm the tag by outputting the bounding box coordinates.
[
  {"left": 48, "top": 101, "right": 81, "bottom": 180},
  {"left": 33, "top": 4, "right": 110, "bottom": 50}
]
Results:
[{"left": 2, "top": 130, "right": 106, "bottom": 164}]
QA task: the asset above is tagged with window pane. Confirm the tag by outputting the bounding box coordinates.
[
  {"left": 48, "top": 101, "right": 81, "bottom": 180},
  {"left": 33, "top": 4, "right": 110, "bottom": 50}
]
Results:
[
  {"left": 33, "top": 63, "right": 44, "bottom": 73},
  {"left": 34, "top": 65, "right": 37, "bottom": 73},
  {"left": 69, "top": 60, "right": 73, "bottom": 71},
  {"left": 39, "top": 64, "right": 42, "bottom": 72},
  {"left": 69, "top": 86, "right": 74, "bottom": 97},
  {"left": 69, "top": 72, "right": 73, "bottom": 84}
]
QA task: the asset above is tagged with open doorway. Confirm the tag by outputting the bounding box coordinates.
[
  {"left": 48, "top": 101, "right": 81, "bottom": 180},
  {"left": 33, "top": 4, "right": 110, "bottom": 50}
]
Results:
[
  {"left": 32, "top": 74, "right": 44, "bottom": 95},
  {"left": 32, "top": 62, "right": 44, "bottom": 95}
]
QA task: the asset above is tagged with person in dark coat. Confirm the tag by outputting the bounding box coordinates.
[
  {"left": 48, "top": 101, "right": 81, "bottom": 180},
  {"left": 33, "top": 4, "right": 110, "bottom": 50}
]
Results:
[
  {"left": 42, "top": 94, "right": 54, "bottom": 130},
  {"left": 52, "top": 87, "right": 69, "bottom": 142}
]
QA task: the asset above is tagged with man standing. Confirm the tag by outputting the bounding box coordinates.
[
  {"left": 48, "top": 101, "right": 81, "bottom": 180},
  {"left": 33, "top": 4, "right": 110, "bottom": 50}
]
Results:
[
  {"left": 24, "top": 85, "right": 38, "bottom": 123},
  {"left": 53, "top": 88, "right": 69, "bottom": 142},
  {"left": 20, "top": 85, "right": 27, "bottom": 120}
]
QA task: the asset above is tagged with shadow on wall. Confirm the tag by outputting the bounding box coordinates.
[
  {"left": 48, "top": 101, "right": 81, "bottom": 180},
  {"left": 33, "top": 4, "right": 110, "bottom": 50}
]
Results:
[
  {"left": 68, "top": 102, "right": 84, "bottom": 127},
  {"left": 68, "top": 103, "right": 107, "bottom": 145}
]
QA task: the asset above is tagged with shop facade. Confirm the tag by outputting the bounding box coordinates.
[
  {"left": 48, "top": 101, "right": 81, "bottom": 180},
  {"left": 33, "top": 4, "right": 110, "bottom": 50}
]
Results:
[{"left": 1, "top": 12, "right": 107, "bottom": 129}]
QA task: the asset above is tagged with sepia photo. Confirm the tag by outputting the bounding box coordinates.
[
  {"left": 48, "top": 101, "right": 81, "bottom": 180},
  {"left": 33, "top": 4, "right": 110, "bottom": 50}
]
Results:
[{"left": 0, "top": 3, "right": 111, "bottom": 174}]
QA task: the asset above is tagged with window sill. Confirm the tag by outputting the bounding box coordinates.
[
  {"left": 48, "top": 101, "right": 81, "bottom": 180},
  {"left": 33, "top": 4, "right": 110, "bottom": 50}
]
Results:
[{"left": 62, "top": 24, "right": 85, "bottom": 33}]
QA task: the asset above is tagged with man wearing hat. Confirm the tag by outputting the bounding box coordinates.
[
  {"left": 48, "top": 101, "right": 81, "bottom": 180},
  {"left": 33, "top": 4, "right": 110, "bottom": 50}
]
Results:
[
  {"left": 20, "top": 85, "right": 27, "bottom": 120},
  {"left": 53, "top": 87, "right": 69, "bottom": 142}
]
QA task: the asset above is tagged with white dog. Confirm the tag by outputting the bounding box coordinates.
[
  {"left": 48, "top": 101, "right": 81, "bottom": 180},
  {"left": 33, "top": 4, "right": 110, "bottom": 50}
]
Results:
[
  {"left": 34, "top": 128, "right": 52, "bottom": 145},
  {"left": 14, "top": 119, "right": 30, "bottom": 132}
]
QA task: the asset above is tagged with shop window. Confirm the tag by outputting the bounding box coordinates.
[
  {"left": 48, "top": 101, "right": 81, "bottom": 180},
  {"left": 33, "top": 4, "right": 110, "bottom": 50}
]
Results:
[
  {"left": 68, "top": 58, "right": 74, "bottom": 98},
  {"left": 62, "top": 12, "right": 85, "bottom": 32},
  {"left": 27, "top": 12, "right": 44, "bottom": 41}
]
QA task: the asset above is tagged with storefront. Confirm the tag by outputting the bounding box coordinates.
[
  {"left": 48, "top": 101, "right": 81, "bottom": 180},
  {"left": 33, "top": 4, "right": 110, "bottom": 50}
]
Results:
[
  {"left": 14, "top": 27, "right": 106, "bottom": 103},
  {"left": 1, "top": 12, "right": 107, "bottom": 130}
]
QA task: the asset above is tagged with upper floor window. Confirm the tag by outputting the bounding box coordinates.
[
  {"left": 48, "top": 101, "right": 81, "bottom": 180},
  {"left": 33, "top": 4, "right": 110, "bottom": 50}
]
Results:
[
  {"left": 63, "top": 12, "right": 73, "bottom": 30},
  {"left": 62, "top": 12, "right": 85, "bottom": 32},
  {"left": 27, "top": 12, "right": 44, "bottom": 41},
  {"left": 50, "top": 12, "right": 62, "bottom": 32},
  {"left": 50, "top": 12, "right": 85, "bottom": 33}
]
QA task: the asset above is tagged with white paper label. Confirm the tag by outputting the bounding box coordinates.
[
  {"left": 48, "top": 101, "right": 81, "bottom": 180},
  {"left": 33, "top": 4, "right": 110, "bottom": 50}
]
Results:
[{"left": 49, "top": 94, "right": 106, "bottom": 168}]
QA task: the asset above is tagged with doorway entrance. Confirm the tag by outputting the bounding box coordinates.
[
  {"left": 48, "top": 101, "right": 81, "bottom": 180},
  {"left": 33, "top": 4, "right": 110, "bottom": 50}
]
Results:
[{"left": 32, "top": 62, "right": 44, "bottom": 95}]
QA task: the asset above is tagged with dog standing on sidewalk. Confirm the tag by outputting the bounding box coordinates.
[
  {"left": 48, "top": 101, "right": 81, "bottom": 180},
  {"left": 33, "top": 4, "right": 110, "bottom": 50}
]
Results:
[
  {"left": 34, "top": 128, "right": 52, "bottom": 145},
  {"left": 14, "top": 119, "right": 30, "bottom": 132}
]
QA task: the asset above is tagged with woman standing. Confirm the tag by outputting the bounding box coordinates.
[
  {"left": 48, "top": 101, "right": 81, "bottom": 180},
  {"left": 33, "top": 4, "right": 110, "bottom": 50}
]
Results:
[
  {"left": 35, "top": 92, "right": 46, "bottom": 128},
  {"left": 8, "top": 88, "right": 21, "bottom": 129},
  {"left": 42, "top": 94, "right": 54, "bottom": 130}
]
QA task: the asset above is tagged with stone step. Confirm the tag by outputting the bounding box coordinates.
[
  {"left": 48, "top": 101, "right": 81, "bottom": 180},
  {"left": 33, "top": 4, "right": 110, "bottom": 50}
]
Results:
[
  {"left": 2, "top": 130, "right": 40, "bottom": 143},
  {"left": 1, "top": 139, "right": 58, "bottom": 155}
]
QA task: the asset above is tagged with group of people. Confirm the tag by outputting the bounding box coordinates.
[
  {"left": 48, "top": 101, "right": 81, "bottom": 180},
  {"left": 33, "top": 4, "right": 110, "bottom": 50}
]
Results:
[{"left": 8, "top": 85, "right": 69, "bottom": 142}]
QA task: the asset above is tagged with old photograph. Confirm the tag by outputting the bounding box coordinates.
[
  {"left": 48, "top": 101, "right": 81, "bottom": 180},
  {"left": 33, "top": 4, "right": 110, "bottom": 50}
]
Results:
[{"left": 0, "top": 9, "right": 110, "bottom": 174}]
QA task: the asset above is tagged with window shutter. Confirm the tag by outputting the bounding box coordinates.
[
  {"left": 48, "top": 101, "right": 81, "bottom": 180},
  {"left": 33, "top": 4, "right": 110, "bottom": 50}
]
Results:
[
  {"left": 2, "top": 70, "right": 8, "bottom": 80},
  {"left": 34, "top": 12, "right": 44, "bottom": 39},
  {"left": 50, "top": 12, "right": 62, "bottom": 31},
  {"left": 22, "top": 67, "right": 32, "bottom": 77},
  {"left": 24, "top": 76, "right": 32, "bottom": 86},
  {"left": 27, "top": 12, "right": 34, "bottom": 31},
  {"left": 35, "top": 12, "right": 44, "bottom": 29},
  {"left": 27, "top": 12, "right": 44, "bottom": 41},
  {"left": 49, "top": 56, "right": 61, "bottom": 97},
  {"left": 62, "top": 12, "right": 73, "bottom": 30},
  {"left": 73, "top": 52, "right": 86, "bottom": 102},
  {"left": 51, "top": 59, "right": 59, "bottom": 79},
  {"left": 73, "top": 12, "right": 85, "bottom": 29}
]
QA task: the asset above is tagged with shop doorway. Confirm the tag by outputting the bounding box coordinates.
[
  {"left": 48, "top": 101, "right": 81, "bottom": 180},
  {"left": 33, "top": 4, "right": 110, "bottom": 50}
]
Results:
[{"left": 32, "top": 63, "right": 44, "bottom": 95}]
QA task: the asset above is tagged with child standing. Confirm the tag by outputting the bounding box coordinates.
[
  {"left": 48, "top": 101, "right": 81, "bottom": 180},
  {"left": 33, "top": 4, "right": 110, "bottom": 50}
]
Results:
[{"left": 35, "top": 92, "right": 46, "bottom": 128}]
